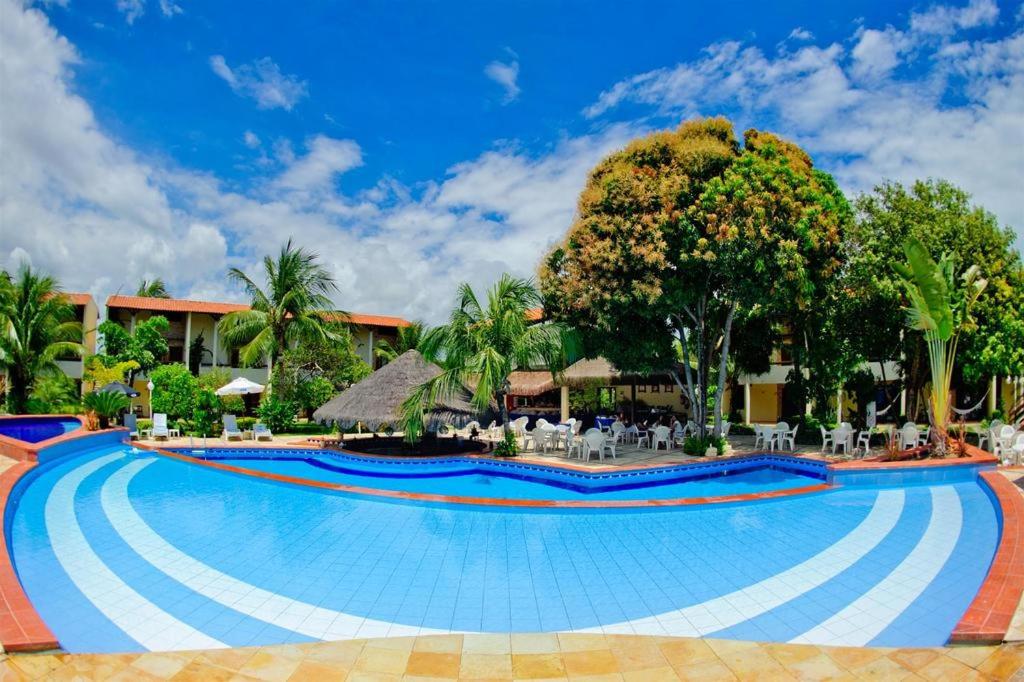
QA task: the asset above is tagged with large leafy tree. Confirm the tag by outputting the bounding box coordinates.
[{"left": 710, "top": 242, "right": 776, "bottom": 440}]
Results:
[
  {"left": 402, "top": 275, "right": 568, "bottom": 442},
  {"left": 541, "top": 118, "right": 849, "bottom": 436},
  {"left": 375, "top": 321, "right": 427, "bottom": 365},
  {"left": 97, "top": 315, "right": 170, "bottom": 385},
  {"left": 136, "top": 278, "right": 170, "bottom": 298},
  {"left": 849, "top": 180, "right": 1023, "bottom": 418},
  {"left": 218, "top": 239, "right": 341, "bottom": 370},
  {"left": 0, "top": 266, "right": 85, "bottom": 413}
]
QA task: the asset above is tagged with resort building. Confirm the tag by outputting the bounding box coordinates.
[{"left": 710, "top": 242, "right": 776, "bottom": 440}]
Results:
[
  {"left": 57, "top": 293, "right": 99, "bottom": 386},
  {"left": 104, "top": 295, "right": 410, "bottom": 413}
]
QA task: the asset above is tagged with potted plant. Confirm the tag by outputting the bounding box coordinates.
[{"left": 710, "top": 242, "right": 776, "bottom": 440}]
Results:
[{"left": 82, "top": 391, "right": 130, "bottom": 430}]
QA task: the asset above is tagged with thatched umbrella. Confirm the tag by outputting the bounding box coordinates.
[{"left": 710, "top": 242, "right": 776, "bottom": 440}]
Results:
[{"left": 312, "top": 350, "right": 492, "bottom": 432}]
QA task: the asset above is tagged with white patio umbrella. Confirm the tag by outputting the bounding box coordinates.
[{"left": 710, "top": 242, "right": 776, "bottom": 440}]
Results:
[{"left": 215, "top": 377, "right": 266, "bottom": 396}]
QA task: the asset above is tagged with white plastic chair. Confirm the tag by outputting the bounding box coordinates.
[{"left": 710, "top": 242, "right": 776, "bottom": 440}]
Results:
[
  {"left": 720, "top": 421, "right": 731, "bottom": 437},
  {"left": 222, "top": 414, "right": 242, "bottom": 441},
  {"left": 819, "top": 426, "right": 834, "bottom": 453},
  {"left": 900, "top": 425, "right": 920, "bottom": 451},
  {"left": 854, "top": 430, "right": 872, "bottom": 457},
  {"left": 624, "top": 424, "right": 639, "bottom": 444},
  {"left": 566, "top": 428, "right": 585, "bottom": 459},
  {"left": 994, "top": 425, "right": 1017, "bottom": 457},
  {"left": 636, "top": 427, "right": 650, "bottom": 449},
  {"left": 778, "top": 424, "right": 799, "bottom": 452},
  {"left": 583, "top": 430, "right": 607, "bottom": 462},
  {"left": 253, "top": 422, "right": 273, "bottom": 441},
  {"left": 769, "top": 422, "right": 790, "bottom": 451},
  {"left": 753, "top": 424, "right": 768, "bottom": 450},
  {"left": 1008, "top": 433, "right": 1024, "bottom": 465},
  {"left": 610, "top": 421, "right": 626, "bottom": 446},
  {"left": 652, "top": 425, "right": 672, "bottom": 451}
]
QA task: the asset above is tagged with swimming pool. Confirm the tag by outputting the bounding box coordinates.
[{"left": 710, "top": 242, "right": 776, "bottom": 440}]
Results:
[
  {"left": 174, "top": 448, "right": 828, "bottom": 502},
  {"left": 0, "top": 416, "right": 81, "bottom": 444},
  {"left": 7, "top": 444, "right": 1000, "bottom": 653}
]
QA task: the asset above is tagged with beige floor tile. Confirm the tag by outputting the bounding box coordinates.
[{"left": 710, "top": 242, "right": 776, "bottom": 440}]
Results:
[
  {"left": 915, "top": 655, "right": 976, "bottom": 681},
  {"left": 886, "top": 648, "right": 942, "bottom": 672},
  {"left": 345, "top": 671, "right": 400, "bottom": 682},
  {"left": 672, "top": 659, "right": 739, "bottom": 681},
  {"left": 352, "top": 645, "right": 409, "bottom": 676},
  {"left": 412, "top": 635, "right": 463, "bottom": 654},
  {"left": 511, "top": 634, "right": 560, "bottom": 654},
  {"left": 404, "top": 651, "right": 460, "bottom": 678},
  {"left": 783, "top": 653, "right": 851, "bottom": 680},
  {"left": 302, "top": 640, "right": 366, "bottom": 667},
  {"left": 170, "top": 660, "right": 239, "bottom": 682},
  {"left": 463, "top": 634, "right": 512, "bottom": 655},
  {"left": 511, "top": 653, "right": 566, "bottom": 679},
  {"left": 974, "top": 645, "right": 1024, "bottom": 680},
  {"left": 459, "top": 653, "right": 513, "bottom": 679},
  {"left": 562, "top": 674, "right": 624, "bottom": 682},
  {"left": 608, "top": 638, "right": 669, "bottom": 672},
  {"left": 658, "top": 638, "right": 718, "bottom": 668},
  {"left": 620, "top": 666, "right": 679, "bottom": 682},
  {"left": 5, "top": 654, "right": 63, "bottom": 680},
  {"left": 561, "top": 650, "right": 619, "bottom": 677},
  {"left": 130, "top": 653, "right": 193, "bottom": 679},
  {"left": 235, "top": 649, "right": 303, "bottom": 682},
  {"left": 286, "top": 659, "right": 350, "bottom": 680},
  {"left": 820, "top": 646, "right": 886, "bottom": 671},
  {"left": 557, "top": 634, "right": 607, "bottom": 653},
  {"left": 844, "top": 655, "right": 917, "bottom": 680}
]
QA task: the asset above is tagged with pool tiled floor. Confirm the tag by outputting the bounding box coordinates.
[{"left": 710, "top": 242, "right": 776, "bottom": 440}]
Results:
[{"left": 3, "top": 634, "right": 1022, "bottom": 680}]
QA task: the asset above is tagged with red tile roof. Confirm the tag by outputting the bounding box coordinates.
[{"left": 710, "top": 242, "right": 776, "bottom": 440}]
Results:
[
  {"left": 63, "top": 292, "right": 94, "bottom": 306},
  {"left": 106, "top": 295, "right": 411, "bottom": 328}
]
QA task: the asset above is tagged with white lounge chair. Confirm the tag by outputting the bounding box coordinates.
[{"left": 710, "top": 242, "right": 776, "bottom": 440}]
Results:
[
  {"left": 152, "top": 413, "right": 170, "bottom": 440},
  {"left": 253, "top": 423, "right": 273, "bottom": 441},
  {"left": 222, "top": 414, "right": 243, "bottom": 441}
]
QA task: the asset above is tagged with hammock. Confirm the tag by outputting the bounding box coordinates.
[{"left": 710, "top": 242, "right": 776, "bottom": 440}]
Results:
[{"left": 952, "top": 389, "right": 989, "bottom": 416}]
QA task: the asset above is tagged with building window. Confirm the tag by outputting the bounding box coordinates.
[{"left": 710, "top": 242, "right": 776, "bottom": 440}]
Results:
[
  {"left": 664, "top": 383, "right": 673, "bottom": 393},
  {"left": 650, "top": 385, "right": 660, "bottom": 393},
  {"left": 638, "top": 385, "right": 646, "bottom": 393}
]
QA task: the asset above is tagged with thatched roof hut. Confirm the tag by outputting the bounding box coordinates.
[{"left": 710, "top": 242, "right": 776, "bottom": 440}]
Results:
[{"left": 312, "top": 350, "right": 491, "bottom": 431}]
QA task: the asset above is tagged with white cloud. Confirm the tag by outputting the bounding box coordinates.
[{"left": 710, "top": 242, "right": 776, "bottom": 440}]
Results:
[
  {"left": 158, "top": 0, "right": 182, "bottom": 17},
  {"left": 116, "top": 0, "right": 144, "bottom": 24},
  {"left": 242, "top": 130, "right": 260, "bottom": 148},
  {"left": 484, "top": 58, "right": 521, "bottom": 103},
  {"left": 788, "top": 27, "right": 814, "bottom": 41},
  {"left": 584, "top": 2, "right": 1023, "bottom": 247},
  {"left": 910, "top": 0, "right": 998, "bottom": 35},
  {"left": 275, "top": 136, "right": 363, "bottom": 193},
  {"left": 209, "top": 55, "right": 308, "bottom": 110}
]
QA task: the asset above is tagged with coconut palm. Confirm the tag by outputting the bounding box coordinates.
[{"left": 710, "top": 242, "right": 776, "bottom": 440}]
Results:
[
  {"left": 217, "top": 239, "right": 342, "bottom": 370},
  {"left": 136, "top": 278, "right": 170, "bottom": 298},
  {"left": 894, "top": 238, "right": 987, "bottom": 454},
  {"left": 0, "top": 266, "right": 85, "bottom": 413},
  {"left": 401, "top": 274, "right": 569, "bottom": 444},
  {"left": 375, "top": 321, "right": 427, "bottom": 364}
]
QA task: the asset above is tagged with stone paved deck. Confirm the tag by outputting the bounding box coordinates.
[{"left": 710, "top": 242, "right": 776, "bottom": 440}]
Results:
[{"left": 3, "top": 634, "right": 1023, "bottom": 681}]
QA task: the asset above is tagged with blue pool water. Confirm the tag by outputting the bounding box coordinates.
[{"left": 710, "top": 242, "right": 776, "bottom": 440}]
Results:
[
  {"left": 0, "top": 416, "right": 80, "bottom": 443},
  {"left": 8, "top": 445, "right": 1000, "bottom": 653},
  {"left": 181, "top": 448, "right": 826, "bottom": 501}
]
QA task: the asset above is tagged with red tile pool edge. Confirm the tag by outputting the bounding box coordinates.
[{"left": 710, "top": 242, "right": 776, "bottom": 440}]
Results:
[
  {"left": 950, "top": 470, "right": 1024, "bottom": 644},
  {"left": 148, "top": 447, "right": 833, "bottom": 509},
  {"left": 0, "top": 414, "right": 89, "bottom": 462},
  {"left": 0, "top": 461, "right": 59, "bottom": 652}
]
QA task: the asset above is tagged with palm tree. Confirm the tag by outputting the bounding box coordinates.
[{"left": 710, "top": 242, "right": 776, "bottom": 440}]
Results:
[
  {"left": 375, "top": 321, "right": 427, "bottom": 364},
  {"left": 0, "top": 266, "right": 85, "bottom": 413},
  {"left": 401, "top": 274, "right": 569, "bottom": 444},
  {"left": 217, "top": 239, "right": 341, "bottom": 371},
  {"left": 136, "top": 278, "right": 170, "bottom": 298},
  {"left": 894, "top": 238, "right": 987, "bottom": 454}
]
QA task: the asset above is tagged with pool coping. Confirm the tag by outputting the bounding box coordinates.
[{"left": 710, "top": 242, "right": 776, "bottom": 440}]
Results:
[
  {"left": 146, "top": 446, "right": 835, "bottom": 509},
  {"left": 1, "top": 436, "right": 1018, "bottom": 652},
  {"left": 0, "top": 414, "right": 90, "bottom": 462},
  {"left": 951, "top": 469, "right": 1024, "bottom": 644}
]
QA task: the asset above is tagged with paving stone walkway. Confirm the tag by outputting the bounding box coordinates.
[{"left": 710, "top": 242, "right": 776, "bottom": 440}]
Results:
[{"left": 3, "top": 633, "right": 1023, "bottom": 681}]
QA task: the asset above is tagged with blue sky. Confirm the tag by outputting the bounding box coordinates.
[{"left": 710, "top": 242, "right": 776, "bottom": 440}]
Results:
[{"left": 1, "top": 0, "right": 1021, "bottom": 321}]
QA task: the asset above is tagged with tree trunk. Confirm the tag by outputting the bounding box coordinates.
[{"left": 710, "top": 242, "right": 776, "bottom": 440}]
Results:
[{"left": 713, "top": 303, "right": 737, "bottom": 438}]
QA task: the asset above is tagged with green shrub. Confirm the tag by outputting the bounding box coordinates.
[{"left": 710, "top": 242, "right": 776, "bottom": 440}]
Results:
[
  {"left": 82, "top": 391, "right": 130, "bottom": 429},
  {"left": 299, "top": 376, "right": 335, "bottom": 412},
  {"left": 236, "top": 416, "right": 257, "bottom": 431},
  {"left": 729, "top": 423, "right": 754, "bottom": 436},
  {"left": 138, "top": 418, "right": 152, "bottom": 432},
  {"left": 257, "top": 397, "right": 297, "bottom": 433},
  {"left": 493, "top": 429, "right": 519, "bottom": 457},
  {"left": 191, "top": 388, "right": 220, "bottom": 436},
  {"left": 683, "top": 434, "right": 725, "bottom": 456},
  {"left": 149, "top": 364, "right": 198, "bottom": 421}
]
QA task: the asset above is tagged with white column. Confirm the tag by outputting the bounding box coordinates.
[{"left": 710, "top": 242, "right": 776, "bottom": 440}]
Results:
[
  {"left": 560, "top": 386, "right": 570, "bottom": 423},
  {"left": 183, "top": 312, "right": 192, "bottom": 369},
  {"left": 836, "top": 388, "right": 843, "bottom": 423},
  {"left": 367, "top": 329, "right": 375, "bottom": 367},
  {"left": 900, "top": 388, "right": 907, "bottom": 418},
  {"left": 988, "top": 376, "right": 998, "bottom": 415},
  {"left": 211, "top": 316, "right": 219, "bottom": 368},
  {"left": 743, "top": 382, "right": 751, "bottom": 424}
]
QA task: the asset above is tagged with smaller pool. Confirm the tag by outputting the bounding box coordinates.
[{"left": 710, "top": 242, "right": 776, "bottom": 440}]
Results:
[
  {"left": 171, "top": 448, "right": 829, "bottom": 502},
  {"left": 0, "top": 416, "right": 81, "bottom": 444}
]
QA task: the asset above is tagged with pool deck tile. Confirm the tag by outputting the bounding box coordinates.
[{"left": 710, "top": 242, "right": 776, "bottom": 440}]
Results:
[{"left": 3, "top": 635, "right": 1021, "bottom": 681}]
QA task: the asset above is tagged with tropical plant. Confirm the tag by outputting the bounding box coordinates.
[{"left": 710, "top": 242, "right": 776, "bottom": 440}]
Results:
[
  {"left": 0, "top": 266, "right": 85, "bottom": 413},
  {"left": 401, "top": 274, "right": 569, "bottom": 443},
  {"left": 136, "top": 278, "right": 170, "bottom": 298},
  {"left": 30, "top": 374, "right": 80, "bottom": 413},
  {"left": 257, "top": 396, "right": 297, "bottom": 433},
  {"left": 82, "top": 391, "right": 130, "bottom": 429},
  {"left": 197, "top": 368, "right": 245, "bottom": 413},
  {"left": 98, "top": 316, "right": 169, "bottom": 385},
  {"left": 375, "top": 322, "right": 427, "bottom": 364},
  {"left": 83, "top": 356, "right": 140, "bottom": 392},
  {"left": 149, "top": 363, "right": 199, "bottom": 421},
  {"left": 218, "top": 239, "right": 341, "bottom": 370},
  {"left": 191, "top": 388, "right": 220, "bottom": 436},
  {"left": 188, "top": 332, "right": 212, "bottom": 376},
  {"left": 493, "top": 429, "right": 519, "bottom": 457},
  {"left": 893, "top": 238, "right": 987, "bottom": 454}
]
